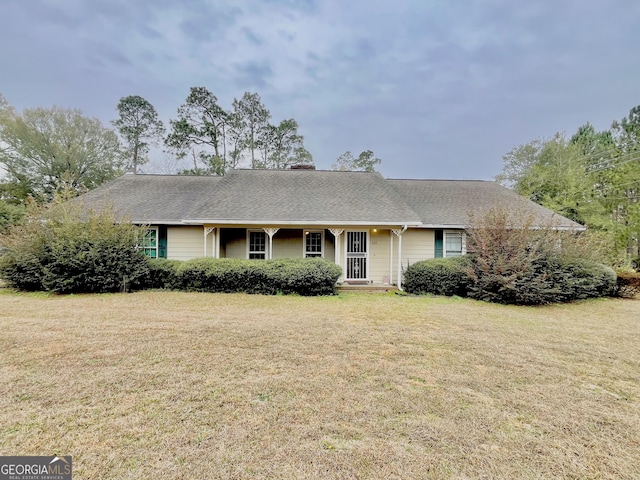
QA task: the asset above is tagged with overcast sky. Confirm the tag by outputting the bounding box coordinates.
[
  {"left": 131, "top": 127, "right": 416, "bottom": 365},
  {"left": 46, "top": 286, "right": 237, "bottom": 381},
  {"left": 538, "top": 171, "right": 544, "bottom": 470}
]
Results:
[{"left": 1, "top": 0, "right": 639, "bottom": 180}]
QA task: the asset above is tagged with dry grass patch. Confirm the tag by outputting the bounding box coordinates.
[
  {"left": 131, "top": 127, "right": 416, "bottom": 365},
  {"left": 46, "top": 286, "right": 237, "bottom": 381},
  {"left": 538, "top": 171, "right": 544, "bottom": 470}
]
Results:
[{"left": 0, "top": 290, "right": 639, "bottom": 479}]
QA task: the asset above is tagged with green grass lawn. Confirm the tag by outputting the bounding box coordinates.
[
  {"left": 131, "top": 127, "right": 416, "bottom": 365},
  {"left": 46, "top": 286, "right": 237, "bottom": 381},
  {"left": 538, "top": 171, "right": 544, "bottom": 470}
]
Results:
[{"left": 1, "top": 290, "right": 638, "bottom": 479}]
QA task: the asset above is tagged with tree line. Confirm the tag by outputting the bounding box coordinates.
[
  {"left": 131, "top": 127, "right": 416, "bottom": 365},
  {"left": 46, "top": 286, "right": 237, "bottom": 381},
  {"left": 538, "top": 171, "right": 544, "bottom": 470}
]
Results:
[
  {"left": 0, "top": 89, "right": 382, "bottom": 214},
  {"left": 496, "top": 105, "right": 640, "bottom": 265}
]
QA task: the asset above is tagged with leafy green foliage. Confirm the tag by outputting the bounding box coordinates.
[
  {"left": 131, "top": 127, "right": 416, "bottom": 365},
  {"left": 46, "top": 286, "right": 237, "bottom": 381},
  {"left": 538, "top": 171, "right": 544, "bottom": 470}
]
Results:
[
  {"left": 112, "top": 95, "right": 165, "bottom": 174},
  {"left": 166, "top": 87, "right": 228, "bottom": 175},
  {"left": 259, "top": 119, "right": 313, "bottom": 169},
  {"left": 165, "top": 88, "right": 313, "bottom": 173},
  {"left": 177, "top": 257, "right": 341, "bottom": 296},
  {"left": 0, "top": 99, "right": 122, "bottom": 202},
  {"left": 233, "top": 92, "right": 271, "bottom": 169},
  {"left": 403, "top": 257, "right": 469, "bottom": 296},
  {"left": 496, "top": 105, "right": 640, "bottom": 266},
  {"left": 0, "top": 202, "right": 148, "bottom": 293},
  {"left": 0, "top": 200, "right": 25, "bottom": 233},
  {"left": 134, "top": 258, "right": 183, "bottom": 290}
]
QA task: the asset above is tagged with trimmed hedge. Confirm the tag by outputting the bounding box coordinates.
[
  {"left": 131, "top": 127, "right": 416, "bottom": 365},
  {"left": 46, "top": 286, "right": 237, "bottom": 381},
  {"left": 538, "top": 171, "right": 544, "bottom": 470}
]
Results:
[
  {"left": 404, "top": 257, "right": 469, "bottom": 296},
  {"left": 176, "top": 257, "right": 341, "bottom": 296},
  {"left": 134, "top": 258, "right": 183, "bottom": 290}
]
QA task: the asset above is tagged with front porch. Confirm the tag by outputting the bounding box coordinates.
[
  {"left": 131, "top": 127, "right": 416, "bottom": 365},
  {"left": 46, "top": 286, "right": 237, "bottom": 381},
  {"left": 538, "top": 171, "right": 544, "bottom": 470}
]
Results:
[{"left": 183, "top": 225, "right": 414, "bottom": 288}]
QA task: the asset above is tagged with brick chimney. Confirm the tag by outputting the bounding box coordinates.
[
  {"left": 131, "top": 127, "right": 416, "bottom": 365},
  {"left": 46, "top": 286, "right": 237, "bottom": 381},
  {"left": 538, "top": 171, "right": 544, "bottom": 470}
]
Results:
[{"left": 290, "top": 164, "right": 316, "bottom": 170}]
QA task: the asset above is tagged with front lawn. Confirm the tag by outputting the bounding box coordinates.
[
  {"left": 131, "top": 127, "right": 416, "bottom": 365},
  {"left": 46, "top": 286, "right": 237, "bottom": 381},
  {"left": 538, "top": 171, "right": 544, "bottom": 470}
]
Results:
[{"left": 0, "top": 291, "right": 638, "bottom": 479}]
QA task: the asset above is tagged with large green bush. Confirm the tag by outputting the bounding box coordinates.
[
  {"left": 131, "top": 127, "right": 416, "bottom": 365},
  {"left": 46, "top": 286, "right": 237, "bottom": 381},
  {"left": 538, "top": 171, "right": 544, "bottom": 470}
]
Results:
[
  {"left": 0, "top": 202, "right": 149, "bottom": 293},
  {"left": 178, "top": 257, "right": 341, "bottom": 295},
  {"left": 271, "top": 258, "right": 343, "bottom": 296},
  {"left": 404, "top": 257, "right": 469, "bottom": 296}
]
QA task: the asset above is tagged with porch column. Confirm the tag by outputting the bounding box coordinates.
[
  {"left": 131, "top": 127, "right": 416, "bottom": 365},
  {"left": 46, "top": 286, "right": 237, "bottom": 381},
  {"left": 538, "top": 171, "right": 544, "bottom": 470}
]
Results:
[
  {"left": 203, "top": 227, "right": 216, "bottom": 257},
  {"left": 215, "top": 227, "right": 221, "bottom": 259},
  {"left": 329, "top": 229, "right": 344, "bottom": 281},
  {"left": 389, "top": 231, "right": 394, "bottom": 285},
  {"left": 263, "top": 228, "right": 279, "bottom": 259},
  {"left": 391, "top": 226, "right": 408, "bottom": 290}
]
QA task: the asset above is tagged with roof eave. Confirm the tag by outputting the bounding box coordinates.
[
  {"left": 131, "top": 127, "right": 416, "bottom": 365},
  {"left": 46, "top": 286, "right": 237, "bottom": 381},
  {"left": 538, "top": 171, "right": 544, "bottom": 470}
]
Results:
[{"left": 181, "top": 219, "right": 423, "bottom": 227}]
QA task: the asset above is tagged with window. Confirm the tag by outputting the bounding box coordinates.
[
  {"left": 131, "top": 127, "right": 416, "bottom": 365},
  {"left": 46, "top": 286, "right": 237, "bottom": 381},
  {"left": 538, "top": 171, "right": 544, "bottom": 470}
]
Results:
[
  {"left": 304, "top": 230, "right": 324, "bottom": 258},
  {"left": 248, "top": 230, "right": 267, "bottom": 259},
  {"left": 445, "top": 231, "right": 464, "bottom": 257},
  {"left": 141, "top": 227, "right": 158, "bottom": 258}
]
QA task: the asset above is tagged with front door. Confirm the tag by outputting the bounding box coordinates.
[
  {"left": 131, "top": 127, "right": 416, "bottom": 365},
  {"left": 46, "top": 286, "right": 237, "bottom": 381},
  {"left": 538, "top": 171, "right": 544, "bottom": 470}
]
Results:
[{"left": 346, "top": 231, "right": 368, "bottom": 280}]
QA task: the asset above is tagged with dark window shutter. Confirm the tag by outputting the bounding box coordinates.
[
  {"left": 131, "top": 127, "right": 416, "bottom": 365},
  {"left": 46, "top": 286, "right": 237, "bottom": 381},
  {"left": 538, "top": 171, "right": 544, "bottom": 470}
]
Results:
[
  {"left": 158, "top": 226, "right": 167, "bottom": 259},
  {"left": 434, "top": 229, "right": 443, "bottom": 258}
]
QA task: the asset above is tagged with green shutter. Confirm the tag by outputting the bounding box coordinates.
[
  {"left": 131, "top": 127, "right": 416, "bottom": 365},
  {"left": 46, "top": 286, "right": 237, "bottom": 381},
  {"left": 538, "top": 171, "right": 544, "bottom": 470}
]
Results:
[
  {"left": 434, "top": 229, "right": 443, "bottom": 258},
  {"left": 158, "top": 226, "right": 167, "bottom": 259}
]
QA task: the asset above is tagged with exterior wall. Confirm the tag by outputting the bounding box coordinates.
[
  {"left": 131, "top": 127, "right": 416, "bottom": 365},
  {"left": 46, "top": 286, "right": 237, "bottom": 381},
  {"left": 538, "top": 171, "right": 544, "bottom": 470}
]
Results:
[
  {"left": 222, "top": 228, "right": 336, "bottom": 260},
  {"left": 390, "top": 229, "right": 435, "bottom": 284},
  {"left": 272, "top": 229, "right": 303, "bottom": 259},
  {"left": 369, "top": 229, "right": 392, "bottom": 284},
  {"left": 167, "top": 226, "right": 204, "bottom": 260},
  {"left": 324, "top": 231, "right": 336, "bottom": 262},
  {"left": 222, "top": 228, "right": 246, "bottom": 259},
  {"left": 272, "top": 229, "right": 335, "bottom": 260},
  {"left": 402, "top": 229, "right": 435, "bottom": 265}
]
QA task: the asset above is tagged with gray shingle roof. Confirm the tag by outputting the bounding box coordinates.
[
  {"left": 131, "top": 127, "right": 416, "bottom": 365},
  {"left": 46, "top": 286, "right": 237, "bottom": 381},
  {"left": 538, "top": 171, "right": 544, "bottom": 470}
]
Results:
[
  {"left": 387, "top": 179, "right": 584, "bottom": 229},
  {"left": 187, "top": 169, "right": 421, "bottom": 224},
  {"left": 77, "top": 171, "right": 583, "bottom": 229},
  {"left": 76, "top": 175, "right": 224, "bottom": 223}
]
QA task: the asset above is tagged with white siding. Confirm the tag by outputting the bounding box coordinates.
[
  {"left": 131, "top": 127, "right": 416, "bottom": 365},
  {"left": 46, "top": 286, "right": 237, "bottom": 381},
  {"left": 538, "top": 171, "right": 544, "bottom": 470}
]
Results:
[
  {"left": 167, "top": 226, "right": 204, "bottom": 260},
  {"left": 390, "top": 229, "right": 435, "bottom": 284},
  {"left": 369, "top": 229, "right": 391, "bottom": 284},
  {"left": 402, "top": 229, "right": 435, "bottom": 264}
]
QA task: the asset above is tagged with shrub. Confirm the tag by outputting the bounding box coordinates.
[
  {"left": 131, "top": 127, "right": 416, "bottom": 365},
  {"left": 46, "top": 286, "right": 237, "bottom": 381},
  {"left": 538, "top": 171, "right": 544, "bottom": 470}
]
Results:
[
  {"left": 271, "top": 258, "right": 342, "bottom": 296},
  {"left": 404, "top": 257, "right": 469, "bottom": 296},
  {"left": 464, "top": 204, "right": 616, "bottom": 305},
  {"left": 615, "top": 270, "right": 640, "bottom": 298},
  {"left": 134, "top": 258, "right": 183, "bottom": 290},
  {"left": 0, "top": 200, "right": 25, "bottom": 234},
  {"left": 0, "top": 202, "right": 149, "bottom": 293},
  {"left": 178, "top": 257, "right": 341, "bottom": 295}
]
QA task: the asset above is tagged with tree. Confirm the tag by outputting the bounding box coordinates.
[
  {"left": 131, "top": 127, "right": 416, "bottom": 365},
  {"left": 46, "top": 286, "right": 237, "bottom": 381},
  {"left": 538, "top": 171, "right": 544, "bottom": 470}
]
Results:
[
  {"left": 497, "top": 134, "right": 596, "bottom": 223},
  {"left": 496, "top": 105, "right": 640, "bottom": 265},
  {"left": 0, "top": 101, "right": 122, "bottom": 202},
  {"left": 259, "top": 119, "right": 313, "bottom": 169},
  {"left": 225, "top": 106, "right": 246, "bottom": 170},
  {"left": 332, "top": 150, "right": 382, "bottom": 172},
  {"left": 608, "top": 107, "right": 640, "bottom": 257},
  {"left": 165, "top": 87, "right": 229, "bottom": 175},
  {"left": 112, "top": 95, "right": 164, "bottom": 174},
  {"left": 233, "top": 92, "right": 270, "bottom": 169}
]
